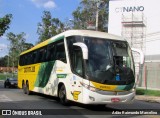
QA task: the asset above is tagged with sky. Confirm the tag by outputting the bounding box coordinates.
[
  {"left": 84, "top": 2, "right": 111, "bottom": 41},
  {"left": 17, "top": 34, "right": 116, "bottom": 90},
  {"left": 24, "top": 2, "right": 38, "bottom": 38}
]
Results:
[{"left": 0, "top": 0, "right": 80, "bottom": 57}]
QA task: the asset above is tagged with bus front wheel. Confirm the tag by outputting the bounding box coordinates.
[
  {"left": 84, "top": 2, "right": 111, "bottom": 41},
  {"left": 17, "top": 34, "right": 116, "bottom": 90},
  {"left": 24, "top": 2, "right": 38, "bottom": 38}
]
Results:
[{"left": 58, "top": 85, "right": 69, "bottom": 105}]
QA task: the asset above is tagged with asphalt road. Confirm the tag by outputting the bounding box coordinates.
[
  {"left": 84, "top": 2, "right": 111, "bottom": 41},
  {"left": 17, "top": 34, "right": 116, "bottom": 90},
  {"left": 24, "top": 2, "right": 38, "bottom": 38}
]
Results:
[{"left": 0, "top": 80, "right": 159, "bottom": 118}]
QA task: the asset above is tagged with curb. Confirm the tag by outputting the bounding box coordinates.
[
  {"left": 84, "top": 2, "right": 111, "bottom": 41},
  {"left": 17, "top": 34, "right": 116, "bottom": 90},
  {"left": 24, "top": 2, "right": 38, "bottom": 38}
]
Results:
[
  {"left": 135, "top": 95, "right": 160, "bottom": 103},
  {"left": 0, "top": 80, "right": 4, "bottom": 84}
]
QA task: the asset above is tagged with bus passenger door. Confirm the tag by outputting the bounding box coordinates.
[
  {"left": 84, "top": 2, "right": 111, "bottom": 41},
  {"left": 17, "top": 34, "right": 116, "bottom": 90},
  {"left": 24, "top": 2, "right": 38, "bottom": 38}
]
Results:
[{"left": 70, "top": 45, "right": 84, "bottom": 102}]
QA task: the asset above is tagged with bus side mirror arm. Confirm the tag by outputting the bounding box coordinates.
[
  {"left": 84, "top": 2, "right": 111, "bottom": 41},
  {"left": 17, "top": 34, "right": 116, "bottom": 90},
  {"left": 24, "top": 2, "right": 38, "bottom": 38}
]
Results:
[
  {"left": 73, "top": 42, "right": 88, "bottom": 60},
  {"left": 131, "top": 48, "right": 144, "bottom": 65}
]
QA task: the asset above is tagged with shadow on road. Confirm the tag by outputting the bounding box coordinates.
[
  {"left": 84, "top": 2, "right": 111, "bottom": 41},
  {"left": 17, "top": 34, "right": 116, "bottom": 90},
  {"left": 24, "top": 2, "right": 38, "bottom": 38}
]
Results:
[{"left": 31, "top": 92, "right": 121, "bottom": 113}]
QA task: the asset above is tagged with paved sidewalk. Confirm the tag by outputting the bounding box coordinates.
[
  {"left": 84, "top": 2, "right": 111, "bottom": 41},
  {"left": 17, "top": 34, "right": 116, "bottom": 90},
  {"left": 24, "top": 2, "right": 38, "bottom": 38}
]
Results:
[
  {"left": 0, "top": 80, "right": 4, "bottom": 83},
  {"left": 136, "top": 95, "right": 160, "bottom": 103}
]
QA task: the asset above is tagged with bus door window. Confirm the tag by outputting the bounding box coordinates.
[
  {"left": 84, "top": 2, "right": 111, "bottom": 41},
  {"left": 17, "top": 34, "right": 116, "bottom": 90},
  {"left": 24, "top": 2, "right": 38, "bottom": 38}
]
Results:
[{"left": 72, "top": 46, "right": 83, "bottom": 76}]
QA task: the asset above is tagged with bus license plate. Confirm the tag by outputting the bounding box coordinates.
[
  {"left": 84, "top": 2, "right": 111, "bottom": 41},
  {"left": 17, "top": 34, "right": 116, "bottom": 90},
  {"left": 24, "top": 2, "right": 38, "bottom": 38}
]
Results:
[{"left": 111, "top": 98, "right": 120, "bottom": 102}]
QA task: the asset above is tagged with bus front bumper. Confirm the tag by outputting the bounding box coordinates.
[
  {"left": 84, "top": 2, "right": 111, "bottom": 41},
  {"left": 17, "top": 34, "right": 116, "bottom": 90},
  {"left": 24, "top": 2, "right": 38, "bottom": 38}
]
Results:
[{"left": 82, "top": 88, "right": 135, "bottom": 104}]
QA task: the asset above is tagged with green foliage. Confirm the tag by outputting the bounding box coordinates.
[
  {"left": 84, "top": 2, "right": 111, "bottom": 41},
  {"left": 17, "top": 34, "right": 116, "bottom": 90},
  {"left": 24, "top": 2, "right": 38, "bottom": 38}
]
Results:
[
  {"left": 0, "top": 73, "right": 17, "bottom": 80},
  {"left": 0, "top": 14, "right": 12, "bottom": 36},
  {"left": 37, "top": 11, "right": 64, "bottom": 44},
  {"left": 6, "top": 32, "right": 33, "bottom": 67},
  {"left": 23, "top": 43, "right": 34, "bottom": 51},
  {"left": 136, "top": 88, "right": 160, "bottom": 97},
  {"left": 0, "top": 55, "right": 8, "bottom": 67},
  {"left": 72, "top": 0, "right": 109, "bottom": 31}
]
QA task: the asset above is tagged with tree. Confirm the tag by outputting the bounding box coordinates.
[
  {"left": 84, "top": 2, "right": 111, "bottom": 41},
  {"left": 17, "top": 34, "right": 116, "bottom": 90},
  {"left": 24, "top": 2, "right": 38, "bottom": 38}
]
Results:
[
  {"left": 6, "top": 32, "right": 33, "bottom": 67},
  {"left": 0, "top": 14, "right": 12, "bottom": 36},
  {"left": 0, "top": 55, "right": 8, "bottom": 67},
  {"left": 23, "top": 43, "right": 34, "bottom": 50},
  {"left": 72, "top": 0, "right": 109, "bottom": 32},
  {"left": 37, "top": 11, "right": 64, "bottom": 44}
]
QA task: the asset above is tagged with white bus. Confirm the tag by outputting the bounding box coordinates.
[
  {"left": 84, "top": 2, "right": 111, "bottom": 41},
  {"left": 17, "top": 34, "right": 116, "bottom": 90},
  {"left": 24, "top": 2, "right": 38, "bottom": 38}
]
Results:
[{"left": 18, "top": 30, "right": 139, "bottom": 105}]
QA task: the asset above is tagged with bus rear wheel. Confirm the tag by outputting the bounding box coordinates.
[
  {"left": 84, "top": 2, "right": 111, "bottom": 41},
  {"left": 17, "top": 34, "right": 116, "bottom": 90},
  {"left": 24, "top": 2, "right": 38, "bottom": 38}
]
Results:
[
  {"left": 22, "top": 83, "right": 27, "bottom": 94},
  {"left": 58, "top": 85, "right": 69, "bottom": 105},
  {"left": 26, "top": 82, "right": 32, "bottom": 95}
]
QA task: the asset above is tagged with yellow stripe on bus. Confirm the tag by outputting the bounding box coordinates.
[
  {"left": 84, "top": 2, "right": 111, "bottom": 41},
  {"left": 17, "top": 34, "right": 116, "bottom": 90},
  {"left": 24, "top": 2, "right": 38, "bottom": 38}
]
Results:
[{"left": 90, "top": 81, "right": 117, "bottom": 91}]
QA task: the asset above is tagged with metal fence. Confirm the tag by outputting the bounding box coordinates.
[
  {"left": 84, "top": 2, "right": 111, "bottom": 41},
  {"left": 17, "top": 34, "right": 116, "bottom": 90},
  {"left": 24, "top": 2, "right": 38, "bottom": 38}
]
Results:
[{"left": 137, "top": 62, "right": 160, "bottom": 90}]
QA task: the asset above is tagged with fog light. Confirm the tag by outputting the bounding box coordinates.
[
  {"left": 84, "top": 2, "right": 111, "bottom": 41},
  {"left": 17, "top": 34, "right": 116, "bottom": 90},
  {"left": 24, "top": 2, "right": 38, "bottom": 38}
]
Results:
[{"left": 89, "top": 96, "right": 95, "bottom": 101}]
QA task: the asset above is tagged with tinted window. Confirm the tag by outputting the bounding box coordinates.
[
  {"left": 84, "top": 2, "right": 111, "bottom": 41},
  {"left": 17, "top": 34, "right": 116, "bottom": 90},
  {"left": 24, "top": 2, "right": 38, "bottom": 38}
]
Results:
[
  {"left": 46, "top": 43, "right": 55, "bottom": 61},
  {"left": 67, "top": 36, "right": 84, "bottom": 76},
  {"left": 19, "top": 39, "right": 65, "bottom": 66},
  {"left": 55, "top": 41, "right": 66, "bottom": 63},
  {"left": 36, "top": 47, "right": 47, "bottom": 63}
]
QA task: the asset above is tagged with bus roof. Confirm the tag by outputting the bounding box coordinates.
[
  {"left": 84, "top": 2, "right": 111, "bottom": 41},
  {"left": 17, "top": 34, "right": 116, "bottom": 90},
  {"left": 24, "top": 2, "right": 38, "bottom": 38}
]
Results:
[
  {"left": 63, "top": 30, "right": 124, "bottom": 40},
  {"left": 20, "top": 30, "right": 124, "bottom": 55}
]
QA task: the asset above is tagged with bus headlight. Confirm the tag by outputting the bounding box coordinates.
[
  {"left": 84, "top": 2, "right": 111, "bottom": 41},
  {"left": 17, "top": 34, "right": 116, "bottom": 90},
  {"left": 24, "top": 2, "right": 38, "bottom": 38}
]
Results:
[
  {"left": 80, "top": 82, "right": 99, "bottom": 92},
  {"left": 131, "top": 84, "right": 136, "bottom": 92}
]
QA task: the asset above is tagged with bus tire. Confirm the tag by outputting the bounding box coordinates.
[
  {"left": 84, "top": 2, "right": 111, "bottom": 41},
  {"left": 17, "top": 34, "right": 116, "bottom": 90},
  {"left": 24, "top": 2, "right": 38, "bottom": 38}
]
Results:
[
  {"left": 58, "top": 85, "right": 69, "bottom": 105},
  {"left": 22, "top": 83, "right": 27, "bottom": 94},
  {"left": 26, "top": 82, "right": 32, "bottom": 95}
]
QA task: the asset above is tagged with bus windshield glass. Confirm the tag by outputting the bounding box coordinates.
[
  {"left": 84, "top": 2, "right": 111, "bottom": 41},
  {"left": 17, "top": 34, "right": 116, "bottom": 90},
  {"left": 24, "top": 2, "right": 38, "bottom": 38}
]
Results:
[{"left": 84, "top": 37, "right": 135, "bottom": 85}]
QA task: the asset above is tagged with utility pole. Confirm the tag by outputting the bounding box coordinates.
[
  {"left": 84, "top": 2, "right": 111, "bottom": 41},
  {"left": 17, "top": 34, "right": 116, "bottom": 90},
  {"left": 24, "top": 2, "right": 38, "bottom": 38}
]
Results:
[
  {"left": 90, "top": 0, "right": 103, "bottom": 31},
  {"left": 96, "top": 2, "right": 99, "bottom": 31}
]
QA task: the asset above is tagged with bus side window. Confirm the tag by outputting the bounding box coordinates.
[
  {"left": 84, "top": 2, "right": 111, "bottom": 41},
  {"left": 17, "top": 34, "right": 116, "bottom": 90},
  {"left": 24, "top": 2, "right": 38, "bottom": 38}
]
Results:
[
  {"left": 41, "top": 47, "right": 47, "bottom": 62},
  {"left": 33, "top": 51, "right": 37, "bottom": 64},
  {"left": 28, "top": 53, "right": 32, "bottom": 64},
  {"left": 36, "top": 47, "right": 46, "bottom": 63},
  {"left": 19, "top": 55, "right": 23, "bottom": 66},
  {"left": 23, "top": 55, "right": 26, "bottom": 65},
  {"left": 46, "top": 44, "right": 55, "bottom": 61},
  {"left": 55, "top": 41, "right": 66, "bottom": 63}
]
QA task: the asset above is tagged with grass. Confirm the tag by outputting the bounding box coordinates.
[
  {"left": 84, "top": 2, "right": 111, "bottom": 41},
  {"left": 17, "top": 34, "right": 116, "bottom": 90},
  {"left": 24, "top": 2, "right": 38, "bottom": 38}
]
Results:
[
  {"left": 0, "top": 73, "right": 17, "bottom": 80},
  {"left": 136, "top": 88, "right": 160, "bottom": 97}
]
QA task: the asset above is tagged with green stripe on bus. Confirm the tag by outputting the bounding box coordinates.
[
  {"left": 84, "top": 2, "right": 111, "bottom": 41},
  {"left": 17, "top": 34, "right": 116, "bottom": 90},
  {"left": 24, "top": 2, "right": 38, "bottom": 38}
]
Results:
[
  {"left": 49, "top": 35, "right": 64, "bottom": 44},
  {"left": 116, "top": 83, "right": 134, "bottom": 91},
  {"left": 57, "top": 74, "right": 67, "bottom": 78},
  {"left": 34, "top": 61, "right": 55, "bottom": 87}
]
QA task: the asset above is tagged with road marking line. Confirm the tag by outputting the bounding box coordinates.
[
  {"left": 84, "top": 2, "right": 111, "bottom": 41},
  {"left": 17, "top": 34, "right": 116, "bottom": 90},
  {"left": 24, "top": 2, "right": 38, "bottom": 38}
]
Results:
[{"left": 0, "top": 94, "right": 12, "bottom": 102}]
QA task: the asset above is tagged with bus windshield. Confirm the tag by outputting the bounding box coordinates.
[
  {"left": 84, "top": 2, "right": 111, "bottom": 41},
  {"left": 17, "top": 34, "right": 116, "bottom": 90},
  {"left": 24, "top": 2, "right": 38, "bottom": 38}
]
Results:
[
  {"left": 67, "top": 36, "right": 135, "bottom": 85},
  {"left": 84, "top": 37, "right": 135, "bottom": 85}
]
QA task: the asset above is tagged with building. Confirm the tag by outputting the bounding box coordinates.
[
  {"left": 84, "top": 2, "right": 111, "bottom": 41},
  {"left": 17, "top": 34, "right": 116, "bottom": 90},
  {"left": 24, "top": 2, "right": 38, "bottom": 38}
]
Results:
[{"left": 108, "top": 0, "right": 160, "bottom": 90}]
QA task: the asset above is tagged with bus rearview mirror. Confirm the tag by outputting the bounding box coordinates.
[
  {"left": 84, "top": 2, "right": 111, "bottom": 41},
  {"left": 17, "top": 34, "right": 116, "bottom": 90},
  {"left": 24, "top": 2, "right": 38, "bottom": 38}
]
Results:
[
  {"left": 73, "top": 42, "right": 88, "bottom": 60},
  {"left": 131, "top": 48, "right": 144, "bottom": 64}
]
